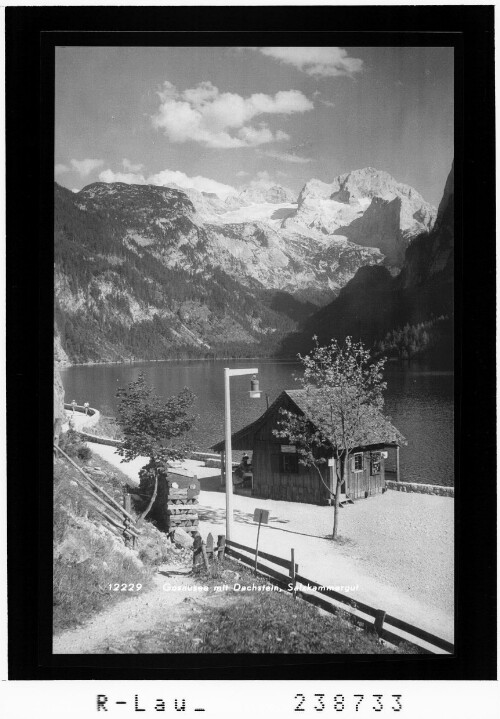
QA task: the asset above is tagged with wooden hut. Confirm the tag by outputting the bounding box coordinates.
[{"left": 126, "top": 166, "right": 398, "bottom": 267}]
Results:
[{"left": 211, "top": 390, "right": 402, "bottom": 506}]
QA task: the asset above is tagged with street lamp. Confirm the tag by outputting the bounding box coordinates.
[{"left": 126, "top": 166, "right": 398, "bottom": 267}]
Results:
[{"left": 224, "top": 367, "right": 260, "bottom": 540}]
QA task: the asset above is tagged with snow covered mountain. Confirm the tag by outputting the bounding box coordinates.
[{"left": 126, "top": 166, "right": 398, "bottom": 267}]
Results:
[
  {"left": 55, "top": 167, "right": 436, "bottom": 363},
  {"left": 73, "top": 179, "right": 385, "bottom": 303},
  {"left": 283, "top": 167, "right": 436, "bottom": 266},
  {"left": 280, "top": 163, "right": 453, "bottom": 358}
]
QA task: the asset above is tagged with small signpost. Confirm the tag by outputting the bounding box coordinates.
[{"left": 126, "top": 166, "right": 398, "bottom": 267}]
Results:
[{"left": 253, "top": 508, "right": 270, "bottom": 573}]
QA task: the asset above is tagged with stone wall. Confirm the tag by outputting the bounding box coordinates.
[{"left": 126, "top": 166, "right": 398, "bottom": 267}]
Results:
[
  {"left": 78, "top": 432, "right": 123, "bottom": 447},
  {"left": 386, "top": 480, "right": 454, "bottom": 497}
]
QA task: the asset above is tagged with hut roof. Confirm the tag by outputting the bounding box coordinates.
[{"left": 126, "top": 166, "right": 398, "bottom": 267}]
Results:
[{"left": 210, "top": 389, "right": 403, "bottom": 453}]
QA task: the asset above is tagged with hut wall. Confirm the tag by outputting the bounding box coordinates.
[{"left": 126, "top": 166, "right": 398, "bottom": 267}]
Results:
[
  {"left": 253, "top": 439, "right": 330, "bottom": 504},
  {"left": 346, "top": 450, "right": 386, "bottom": 499},
  {"left": 245, "top": 394, "right": 388, "bottom": 505},
  {"left": 251, "top": 400, "right": 331, "bottom": 505}
]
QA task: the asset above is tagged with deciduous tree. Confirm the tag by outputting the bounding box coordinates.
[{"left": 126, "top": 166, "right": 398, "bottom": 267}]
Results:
[
  {"left": 115, "top": 373, "right": 196, "bottom": 523},
  {"left": 274, "top": 337, "right": 405, "bottom": 539}
]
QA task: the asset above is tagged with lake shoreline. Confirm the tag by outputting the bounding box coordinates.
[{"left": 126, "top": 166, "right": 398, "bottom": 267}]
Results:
[
  {"left": 59, "top": 355, "right": 297, "bottom": 369},
  {"left": 61, "top": 358, "right": 454, "bottom": 487},
  {"left": 60, "top": 355, "right": 454, "bottom": 372}
]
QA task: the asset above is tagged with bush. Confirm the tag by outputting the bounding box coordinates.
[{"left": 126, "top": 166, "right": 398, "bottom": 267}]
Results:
[
  {"left": 59, "top": 427, "right": 91, "bottom": 462},
  {"left": 83, "top": 416, "right": 124, "bottom": 440}
]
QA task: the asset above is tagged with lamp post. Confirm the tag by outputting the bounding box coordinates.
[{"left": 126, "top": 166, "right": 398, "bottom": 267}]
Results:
[{"left": 224, "top": 367, "right": 260, "bottom": 541}]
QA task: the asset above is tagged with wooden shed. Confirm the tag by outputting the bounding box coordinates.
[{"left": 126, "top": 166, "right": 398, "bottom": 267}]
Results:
[{"left": 211, "top": 389, "right": 402, "bottom": 506}]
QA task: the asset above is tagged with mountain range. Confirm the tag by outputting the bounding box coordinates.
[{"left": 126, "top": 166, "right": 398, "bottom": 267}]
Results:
[
  {"left": 54, "top": 166, "right": 445, "bottom": 364},
  {"left": 280, "top": 162, "right": 454, "bottom": 363}
]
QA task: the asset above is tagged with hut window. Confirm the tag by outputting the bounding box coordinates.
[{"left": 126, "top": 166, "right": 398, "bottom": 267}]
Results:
[
  {"left": 370, "top": 452, "right": 381, "bottom": 475},
  {"left": 280, "top": 453, "right": 299, "bottom": 474},
  {"left": 353, "top": 453, "right": 364, "bottom": 472}
]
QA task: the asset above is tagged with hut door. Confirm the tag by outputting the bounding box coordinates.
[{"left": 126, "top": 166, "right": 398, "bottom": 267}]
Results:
[{"left": 369, "top": 452, "right": 382, "bottom": 495}]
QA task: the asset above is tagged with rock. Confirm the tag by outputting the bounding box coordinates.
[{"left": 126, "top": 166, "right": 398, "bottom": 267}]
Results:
[
  {"left": 172, "top": 527, "right": 194, "bottom": 549},
  {"left": 236, "top": 182, "right": 296, "bottom": 205},
  {"left": 55, "top": 535, "right": 91, "bottom": 564},
  {"left": 285, "top": 168, "right": 436, "bottom": 268},
  {"left": 221, "top": 569, "right": 239, "bottom": 582}
]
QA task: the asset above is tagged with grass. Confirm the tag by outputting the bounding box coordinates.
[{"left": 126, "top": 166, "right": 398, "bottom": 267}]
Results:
[
  {"left": 53, "top": 447, "right": 185, "bottom": 634},
  {"left": 96, "top": 562, "right": 411, "bottom": 654}
]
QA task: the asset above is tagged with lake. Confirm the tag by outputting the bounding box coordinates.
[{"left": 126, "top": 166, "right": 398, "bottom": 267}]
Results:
[{"left": 60, "top": 359, "right": 454, "bottom": 487}]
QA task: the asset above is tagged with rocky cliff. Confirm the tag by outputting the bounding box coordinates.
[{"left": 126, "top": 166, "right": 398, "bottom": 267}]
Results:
[
  {"left": 54, "top": 182, "right": 299, "bottom": 363},
  {"left": 54, "top": 328, "right": 67, "bottom": 421},
  {"left": 280, "top": 162, "right": 454, "bottom": 358},
  {"left": 73, "top": 180, "right": 383, "bottom": 302},
  {"left": 284, "top": 167, "right": 436, "bottom": 267},
  {"left": 54, "top": 165, "right": 437, "bottom": 364},
  {"left": 399, "top": 160, "right": 454, "bottom": 289}
]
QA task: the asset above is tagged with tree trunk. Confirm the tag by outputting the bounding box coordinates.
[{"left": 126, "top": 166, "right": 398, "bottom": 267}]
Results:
[
  {"left": 137, "top": 469, "right": 159, "bottom": 525},
  {"left": 332, "top": 479, "right": 341, "bottom": 540},
  {"left": 332, "top": 454, "right": 347, "bottom": 540}
]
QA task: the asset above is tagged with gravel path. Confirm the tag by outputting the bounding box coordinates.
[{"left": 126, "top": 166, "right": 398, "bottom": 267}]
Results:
[
  {"left": 87, "top": 444, "right": 454, "bottom": 643},
  {"left": 53, "top": 567, "right": 197, "bottom": 654}
]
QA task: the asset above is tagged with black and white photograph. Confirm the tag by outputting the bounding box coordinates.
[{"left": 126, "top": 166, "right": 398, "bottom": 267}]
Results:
[
  {"left": 4, "top": 5, "right": 496, "bottom": 696},
  {"left": 52, "top": 42, "right": 455, "bottom": 657}
]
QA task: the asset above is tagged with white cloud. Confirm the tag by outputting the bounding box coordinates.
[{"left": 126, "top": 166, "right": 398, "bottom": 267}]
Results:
[
  {"left": 258, "top": 149, "right": 313, "bottom": 164},
  {"left": 236, "top": 170, "right": 250, "bottom": 177},
  {"left": 313, "top": 91, "right": 336, "bottom": 108},
  {"left": 98, "top": 163, "right": 237, "bottom": 198},
  {"left": 122, "top": 158, "right": 144, "bottom": 172},
  {"left": 245, "top": 170, "right": 275, "bottom": 190},
  {"left": 151, "top": 81, "right": 313, "bottom": 149},
  {"left": 242, "top": 170, "right": 294, "bottom": 195},
  {"left": 147, "top": 168, "right": 236, "bottom": 198},
  {"left": 71, "top": 158, "right": 105, "bottom": 177},
  {"left": 237, "top": 124, "right": 278, "bottom": 146},
  {"left": 55, "top": 163, "right": 69, "bottom": 175},
  {"left": 253, "top": 47, "right": 363, "bottom": 78},
  {"left": 98, "top": 169, "right": 146, "bottom": 184}
]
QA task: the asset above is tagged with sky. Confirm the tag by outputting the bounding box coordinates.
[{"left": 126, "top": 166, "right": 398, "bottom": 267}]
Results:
[{"left": 55, "top": 46, "right": 454, "bottom": 206}]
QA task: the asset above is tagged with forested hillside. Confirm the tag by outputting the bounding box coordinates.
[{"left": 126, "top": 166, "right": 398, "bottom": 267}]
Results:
[{"left": 54, "top": 183, "right": 299, "bottom": 363}]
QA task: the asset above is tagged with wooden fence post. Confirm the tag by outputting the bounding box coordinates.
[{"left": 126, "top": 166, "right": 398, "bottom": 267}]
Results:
[
  {"left": 123, "top": 517, "right": 131, "bottom": 546},
  {"left": 206, "top": 533, "right": 214, "bottom": 560},
  {"left": 290, "top": 548, "right": 296, "bottom": 597},
  {"left": 201, "top": 542, "right": 210, "bottom": 572},
  {"left": 123, "top": 492, "right": 131, "bottom": 515},
  {"left": 374, "top": 609, "right": 386, "bottom": 636},
  {"left": 217, "top": 535, "right": 226, "bottom": 561},
  {"left": 192, "top": 533, "right": 203, "bottom": 572}
]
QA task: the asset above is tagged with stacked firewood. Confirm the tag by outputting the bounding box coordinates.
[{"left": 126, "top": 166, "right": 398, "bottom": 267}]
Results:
[{"left": 166, "top": 475, "right": 200, "bottom": 534}]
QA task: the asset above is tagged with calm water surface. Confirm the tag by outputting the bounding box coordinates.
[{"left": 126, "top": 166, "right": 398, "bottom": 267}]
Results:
[{"left": 61, "top": 359, "right": 454, "bottom": 486}]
